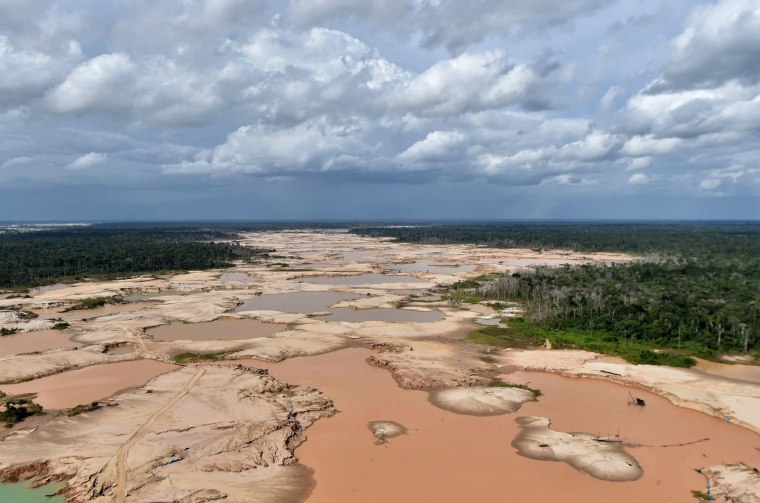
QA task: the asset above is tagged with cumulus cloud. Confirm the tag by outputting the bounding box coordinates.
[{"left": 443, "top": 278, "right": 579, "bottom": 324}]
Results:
[
  {"left": 0, "top": 0, "right": 758, "bottom": 216},
  {"left": 285, "top": 0, "right": 614, "bottom": 52},
  {"left": 660, "top": 0, "right": 760, "bottom": 90},
  {"left": 390, "top": 51, "right": 552, "bottom": 116},
  {"left": 600, "top": 85, "right": 624, "bottom": 110},
  {"left": 166, "top": 117, "right": 373, "bottom": 174},
  {"left": 1, "top": 156, "right": 32, "bottom": 169},
  {"left": 68, "top": 152, "right": 107, "bottom": 169},
  {"left": 626, "top": 156, "right": 652, "bottom": 171},
  {"left": 628, "top": 172, "right": 649, "bottom": 185},
  {"left": 413, "top": 0, "right": 614, "bottom": 51},
  {"left": 611, "top": 0, "right": 760, "bottom": 176},
  {"left": 397, "top": 130, "right": 467, "bottom": 164},
  {"left": 46, "top": 53, "right": 136, "bottom": 114},
  {"left": 285, "top": 0, "right": 405, "bottom": 30},
  {"left": 0, "top": 36, "right": 80, "bottom": 109},
  {"left": 699, "top": 177, "right": 722, "bottom": 190}
]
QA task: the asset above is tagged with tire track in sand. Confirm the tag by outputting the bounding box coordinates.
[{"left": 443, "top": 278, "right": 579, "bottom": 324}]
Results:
[{"left": 114, "top": 367, "right": 205, "bottom": 502}]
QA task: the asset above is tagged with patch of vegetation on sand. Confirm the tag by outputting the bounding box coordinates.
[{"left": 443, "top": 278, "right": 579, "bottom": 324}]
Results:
[
  {"left": 466, "top": 325, "right": 539, "bottom": 349},
  {"left": 65, "top": 297, "right": 110, "bottom": 311},
  {"left": 0, "top": 392, "right": 44, "bottom": 427},
  {"left": 467, "top": 319, "right": 696, "bottom": 368},
  {"left": 488, "top": 378, "right": 542, "bottom": 398},
  {"left": 67, "top": 402, "right": 102, "bottom": 417},
  {"left": 15, "top": 310, "right": 38, "bottom": 320},
  {"left": 173, "top": 352, "right": 227, "bottom": 364}
]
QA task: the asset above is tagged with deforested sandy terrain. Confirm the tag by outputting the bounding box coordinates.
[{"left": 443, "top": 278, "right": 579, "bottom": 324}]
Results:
[{"left": 1, "top": 229, "right": 758, "bottom": 502}]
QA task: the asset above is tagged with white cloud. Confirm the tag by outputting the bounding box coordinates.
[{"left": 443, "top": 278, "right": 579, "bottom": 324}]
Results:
[
  {"left": 620, "top": 135, "right": 683, "bottom": 157},
  {"left": 600, "top": 85, "right": 624, "bottom": 110},
  {"left": 628, "top": 172, "right": 649, "bottom": 185},
  {"left": 68, "top": 152, "right": 107, "bottom": 169},
  {"left": 0, "top": 36, "right": 78, "bottom": 109},
  {"left": 626, "top": 156, "right": 652, "bottom": 171},
  {"left": 1, "top": 156, "right": 32, "bottom": 169},
  {"left": 0, "top": 0, "right": 758, "bottom": 216},
  {"left": 285, "top": 0, "right": 614, "bottom": 52},
  {"left": 389, "top": 51, "right": 549, "bottom": 116},
  {"left": 237, "top": 27, "right": 406, "bottom": 87},
  {"left": 419, "top": 0, "right": 614, "bottom": 51},
  {"left": 46, "top": 53, "right": 136, "bottom": 114},
  {"left": 397, "top": 130, "right": 467, "bottom": 164},
  {"left": 166, "top": 117, "right": 372, "bottom": 174},
  {"left": 699, "top": 177, "right": 721, "bottom": 190},
  {"left": 663, "top": 0, "right": 760, "bottom": 89},
  {"left": 556, "top": 130, "right": 621, "bottom": 162},
  {"left": 286, "top": 0, "right": 405, "bottom": 30}
]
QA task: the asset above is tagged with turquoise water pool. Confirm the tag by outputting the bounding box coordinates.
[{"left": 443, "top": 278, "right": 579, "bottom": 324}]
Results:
[{"left": 0, "top": 481, "right": 65, "bottom": 502}]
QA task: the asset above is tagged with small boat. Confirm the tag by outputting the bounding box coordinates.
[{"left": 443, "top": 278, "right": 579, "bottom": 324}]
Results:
[{"left": 628, "top": 392, "right": 646, "bottom": 407}]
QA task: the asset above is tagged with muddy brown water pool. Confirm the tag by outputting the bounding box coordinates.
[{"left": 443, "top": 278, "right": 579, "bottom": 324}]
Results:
[
  {"left": 339, "top": 250, "right": 386, "bottom": 262},
  {"left": 0, "top": 329, "right": 78, "bottom": 356},
  {"left": 123, "top": 290, "right": 189, "bottom": 302},
  {"left": 387, "top": 260, "right": 477, "bottom": 274},
  {"left": 315, "top": 308, "right": 443, "bottom": 323},
  {"left": 0, "top": 360, "right": 178, "bottom": 409},
  {"left": 28, "top": 283, "right": 69, "bottom": 296},
  {"left": 147, "top": 318, "right": 287, "bottom": 341},
  {"left": 244, "top": 349, "right": 760, "bottom": 503},
  {"left": 693, "top": 357, "right": 760, "bottom": 384},
  {"left": 301, "top": 273, "right": 427, "bottom": 285},
  {"left": 107, "top": 346, "right": 136, "bottom": 356},
  {"left": 218, "top": 271, "right": 257, "bottom": 283},
  {"left": 235, "top": 292, "right": 362, "bottom": 313}
]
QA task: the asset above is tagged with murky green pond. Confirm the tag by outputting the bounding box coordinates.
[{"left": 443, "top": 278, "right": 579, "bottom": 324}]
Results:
[{"left": 0, "top": 481, "right": 65, "bottom": 502}]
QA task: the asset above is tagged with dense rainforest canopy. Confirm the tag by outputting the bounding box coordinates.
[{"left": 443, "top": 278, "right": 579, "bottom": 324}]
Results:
[
  {"left": 0, "top": 224, "right": 268, "bottom": 289},
  {"left": 353, "top": 223, "right": 760, "bottom": 356}
]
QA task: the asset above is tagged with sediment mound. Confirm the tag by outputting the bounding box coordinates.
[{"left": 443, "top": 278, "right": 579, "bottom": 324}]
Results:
[
  {"left": 428, "top": 386, "right": 535, "bottom": 416},
  {"left": 512, "top": 416, "right": 643, "bottom": 482},
  {"left": 368, "top": 421, "right": 407, "bottom": 444}
]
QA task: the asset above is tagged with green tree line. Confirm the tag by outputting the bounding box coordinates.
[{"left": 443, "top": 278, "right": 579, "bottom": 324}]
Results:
[
  {"left": 0, "top": 224, "right": 269, "bottom": 289},
  {"left": 354, "top": 222, "right": 760, "bottom": 356}
]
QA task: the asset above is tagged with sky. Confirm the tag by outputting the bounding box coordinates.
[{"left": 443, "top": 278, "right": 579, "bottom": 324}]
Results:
[{"left": 0, "top": 0, "right": 759, "bottom": 221}]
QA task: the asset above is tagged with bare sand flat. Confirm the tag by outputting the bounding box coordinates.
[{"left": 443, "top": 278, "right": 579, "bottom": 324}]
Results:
[
  {"left": 0, "top": 329, "right": 78, "bottom": 356},
  {"left": 339, "top": 250, "right": 386, "bottom": 262},
  {"left": 33, "top": 303, "right": 147, "bottom": 322},
  {"left": 0, "top": 360, "right": 178, "bottom": 409},
  {"left": 147, "top": 319, "right": 287, "bottom": 341}
]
